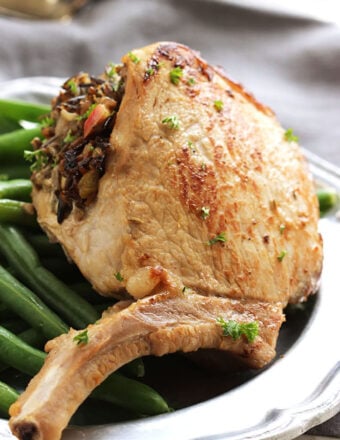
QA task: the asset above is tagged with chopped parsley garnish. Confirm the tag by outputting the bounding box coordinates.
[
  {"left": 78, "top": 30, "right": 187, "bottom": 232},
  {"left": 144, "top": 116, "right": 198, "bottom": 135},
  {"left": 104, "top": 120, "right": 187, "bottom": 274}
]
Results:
[
  {"left": 284, "top": 128, "right": 299, "bottom": 143},
  {"left": 201, "top": 206, "right": 210, "bottom": 220},
  {"left": 63, "top": 130, "right": 76, "bottom": 143},
  {"left": 162, "top": 115, "right": 180, "bottom": 130},
  {"left": 73, "top": 329, "right": 89, "bottom": 346},
  {"left": 67, "top": 79, "right": 78, "bottom": 95},
  {"left": 317, "top": 187, "right": 338, "bottom": 214},
  {"left": 279, "top": 224, "right": 286, "bottom": 235},
  {"left": 114, "top": 272, "right": 124, "bottom": 282},
  {"left": 40, "top": 116, "right": 55, "bottom": 128},
  {"left": 104, "top": 64, "right": 123, "bottom": 91},
  {"left": 170, "top": 66, "right": 183, "bottom": 85},
  {"left": 214, "top": 100, "right": 224, "bottom": 112},
  {"left": 146, "top": 68, "right": 155, "bottom": 76},
  {"left": 277, "top": 250, "right": 287, "bottom": 262},
  {"left": 105, "top": 62, "right": 118, "bottom": 78},
  {"left": 128, "top": 51, "right": 140, "bottom": 64},
  {"left": 78, "top": 103, "right": 97, "bottom": 121},
  {"left": 188, "top": 141, "right": 196, "bottom": 153},
  {"left": 24, "top": 149, "right": 48, "bottom": 172},
  {"left": 187, "top": 77, "right": 195, "bottom": 85},
  {"left": 208, "top": 232, "right": 226, "bottom": 245},
  {"left": 217, "top": 317, "right": 259, "bottom": 343}
]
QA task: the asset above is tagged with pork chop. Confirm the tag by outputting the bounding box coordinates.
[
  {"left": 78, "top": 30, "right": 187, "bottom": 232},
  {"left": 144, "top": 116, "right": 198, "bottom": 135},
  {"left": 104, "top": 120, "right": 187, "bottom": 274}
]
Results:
[{"left": 9, "top": 42, "right": 323, "bottom": 440}]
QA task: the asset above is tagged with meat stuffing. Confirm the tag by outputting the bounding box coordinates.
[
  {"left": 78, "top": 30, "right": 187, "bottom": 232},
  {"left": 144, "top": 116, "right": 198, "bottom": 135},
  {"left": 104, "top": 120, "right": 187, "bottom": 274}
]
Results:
[{"left": 9, "top": 42, "right": 323, "bottom": 440}]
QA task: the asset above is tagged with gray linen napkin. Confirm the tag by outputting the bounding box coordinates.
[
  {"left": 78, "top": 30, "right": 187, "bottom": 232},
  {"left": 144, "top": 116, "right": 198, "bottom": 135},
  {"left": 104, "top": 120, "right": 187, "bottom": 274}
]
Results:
[{"left": 0, "top": 0, "right": 339, "bottom": 437}]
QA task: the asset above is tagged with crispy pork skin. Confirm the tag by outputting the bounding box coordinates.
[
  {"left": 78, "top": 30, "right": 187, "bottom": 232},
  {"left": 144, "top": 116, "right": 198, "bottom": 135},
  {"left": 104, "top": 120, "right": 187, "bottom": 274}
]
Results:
[{"left": 9, "top": 42, "right": 322, "bottom": 440}]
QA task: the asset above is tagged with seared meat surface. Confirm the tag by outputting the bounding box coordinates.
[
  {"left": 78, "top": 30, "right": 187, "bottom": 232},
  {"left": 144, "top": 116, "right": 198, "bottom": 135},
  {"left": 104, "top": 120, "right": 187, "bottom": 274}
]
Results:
[
  {"left": 10, "top": 289, "right": 284, "bottom": 440},
  {"left": 9, "top": 42, "right": 322, "bottom": 440}
]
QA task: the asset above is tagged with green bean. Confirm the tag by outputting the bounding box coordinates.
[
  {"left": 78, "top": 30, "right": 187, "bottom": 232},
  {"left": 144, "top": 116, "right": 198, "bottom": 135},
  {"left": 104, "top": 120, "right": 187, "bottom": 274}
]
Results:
[
  {"left": 317, "top": 187, "right": 338, "bottom": 214},
  {"left": 0, "top": 226, "right": 100, "bottom": 328},
  {"left": 70, "top": 399, "right": 135, "bottom": 425},
  {"left": 0, "top": 115, "right": 21, "bottom": 134},
  {"left": 0, "top": 99, "right": 50, "bottom": 123},
  {"left": 120, "top": 358, "right": 145, "bottom": 378},
  {"left": 0, "top": 328, "right": 46, "bottom": 373},
  {"left": 70, "top": 281, "right": 107, "bottom": 304},
  {"left": 0, "top": 325, "right": 169, "bottom": 415},
  {"left": 0, "top": 199, "right": 37, "bottom": 227},
  {"left": 0, "top": 179, "right": 32, "bottom": 201},
  {"left": 26, "top": 233, "right": 64, "bottom": 258},
  {"left": 41, "top": 257, "right": 83, "bottom": 280},
  {"left": 93, "top": 373, "right": 169, "bottom": 415},
  {"left": 0, "top": 265, "right": 68, "bottom": 339},
  {"left": 0, "top": 360, "right": 7, "bottom": 374},
  {"left": 17, "top": 327, "right": 46, "bottom": 348},
  {"left": 0, "top": 319, "right": 28, "bottom": 334},
  {"left": 0, "top": 302, "right": 16, "bottom": 321},
  {"left": 0, "top": 325, "right": 45, "bottom": 376},
  {"left": 0, "top": 164, "right": 31, "bottom": 179},
  {"left": 0, "top": 126, "right": 42, "bottom": 162},
  {"left": 0, "top": 381, "right": 19, "bottom": 416}
]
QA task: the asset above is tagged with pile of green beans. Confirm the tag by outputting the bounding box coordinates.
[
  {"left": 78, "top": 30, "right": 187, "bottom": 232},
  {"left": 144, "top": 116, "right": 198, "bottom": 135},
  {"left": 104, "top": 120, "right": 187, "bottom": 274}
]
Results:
[{"left": 0, "top": 99, "right": 169, "bottom": 420}]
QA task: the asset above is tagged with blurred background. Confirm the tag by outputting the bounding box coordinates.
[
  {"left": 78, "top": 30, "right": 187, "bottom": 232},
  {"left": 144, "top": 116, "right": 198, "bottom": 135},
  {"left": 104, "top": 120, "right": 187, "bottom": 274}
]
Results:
[{"left": 0, "top": 0, "right": 339, "bottom": 168}]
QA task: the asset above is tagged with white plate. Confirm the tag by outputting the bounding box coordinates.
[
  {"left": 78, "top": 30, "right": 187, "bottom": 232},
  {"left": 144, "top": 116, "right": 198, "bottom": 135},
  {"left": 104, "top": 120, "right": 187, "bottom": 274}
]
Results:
[{"left": 0, "top": 77, "right": 339, "bottom": 440}]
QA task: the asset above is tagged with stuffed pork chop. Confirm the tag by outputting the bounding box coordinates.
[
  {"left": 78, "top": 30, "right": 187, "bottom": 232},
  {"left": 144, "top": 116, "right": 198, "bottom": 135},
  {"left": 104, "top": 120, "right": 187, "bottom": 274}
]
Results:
[{"left": 9, "top": 42, "right": 323, "bottom": 440}]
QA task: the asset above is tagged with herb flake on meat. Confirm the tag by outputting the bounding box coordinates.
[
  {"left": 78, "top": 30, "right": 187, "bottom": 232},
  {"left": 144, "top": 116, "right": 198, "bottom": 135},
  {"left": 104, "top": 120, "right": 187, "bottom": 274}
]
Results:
[
  {"left": 73, "top": 330, "right": 89, "bottom": 346},
  {"left": 277, "top": 250, "right": 288, "bottom": 262},
  {"left": 284, "top": 128, "right": 299, "bottom": 143},
  {"left": 170, "top": 66, "right": 183, "bottom": 85},
  {"left": 217, "top": 318, "right": 259, "bottom": 343},
  {"left": 208, "top": 232, "right": 226, "bottom": 245},
  {"left": 162, "top": 115, "right": 180, "bottom": 129}
]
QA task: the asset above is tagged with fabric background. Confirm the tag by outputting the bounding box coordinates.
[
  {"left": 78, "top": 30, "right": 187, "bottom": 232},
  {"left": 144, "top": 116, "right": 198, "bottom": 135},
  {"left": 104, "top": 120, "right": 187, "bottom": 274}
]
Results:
[
  {"left": 0, "top": 0, "right": 339, "bottom": 437},
  {"left": 0, "top": 0, "right": 339, "bottom": 166}
]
